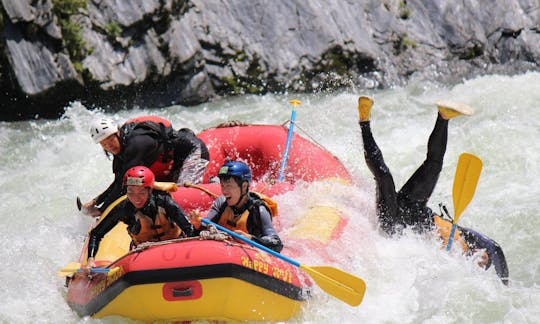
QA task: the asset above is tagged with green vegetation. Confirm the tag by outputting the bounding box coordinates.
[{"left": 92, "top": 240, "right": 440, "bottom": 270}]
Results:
[
  {"left": 52, "top": 0, "right": 89, "bottom": 73},
  {"left": 104, "top": 22, "right": 122, "bottom": 41},
  {"left": 223, "top": 76, "right": 243, "bottom": 94},
  {"left": 464, "top": 44, "right": 483, "bottom": 60},
  {"left": 321, "top": 51, "right": 349, "bottom": 75},
  {"left": 221, "top": 51, "right": 266, "bottom": 95},
  {"left": 393, "top": 33, "right": 417, "bottom": 55},
  {"left": 399, "top": 1, "right": 410, "bottom": 19},
  {"left": 402, "top": 37, "right": 417, "bottom": 49}
]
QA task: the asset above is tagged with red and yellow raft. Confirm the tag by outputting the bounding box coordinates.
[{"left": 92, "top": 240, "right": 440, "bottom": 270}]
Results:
[{"left": 64, "top": 124, "right": 352, "bottom": 322}]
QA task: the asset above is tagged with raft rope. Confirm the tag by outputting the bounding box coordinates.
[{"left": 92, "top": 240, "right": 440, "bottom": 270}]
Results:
[
  {"left": 199, "top": 224, "right": 229, "bottom": 241},
  {"left": 131, "top": 227, "right": 230, "bottom": 253},
  {"left": 280, "top": 119, "right": 331, "bottom": 154}
]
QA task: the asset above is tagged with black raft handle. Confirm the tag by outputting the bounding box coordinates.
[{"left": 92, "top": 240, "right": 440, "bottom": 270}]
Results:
[{"left": 172, "top": 287, "right": 193, "bottom": 297}]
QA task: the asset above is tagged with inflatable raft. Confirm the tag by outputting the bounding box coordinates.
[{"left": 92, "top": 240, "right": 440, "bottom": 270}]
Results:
[
  {"left": 66, "top": 234, "right": 312, "bottom": 322},
  {"left": 173, "top": 124, "right": 352, "bottom": 214},
  {"left": 63, "top": 123, "right": 354, "bottom": 322}
]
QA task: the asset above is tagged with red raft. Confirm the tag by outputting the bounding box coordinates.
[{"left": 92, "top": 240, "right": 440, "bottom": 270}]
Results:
[
  {"left": 173, "top": 124, "right": 352, "bottom": 213},
  {"left": 62, "top": 124, "right": 352, "bottom": 322}
]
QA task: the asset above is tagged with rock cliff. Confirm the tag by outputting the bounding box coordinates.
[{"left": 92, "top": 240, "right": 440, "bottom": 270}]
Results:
[{"left": 1, "top": 0, "right": 538, "bottom": 120}]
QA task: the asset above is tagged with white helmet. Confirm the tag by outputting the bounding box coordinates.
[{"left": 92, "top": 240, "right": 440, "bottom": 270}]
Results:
[{"left": 90, "top": 118, "right": 118, "bottom": 143}]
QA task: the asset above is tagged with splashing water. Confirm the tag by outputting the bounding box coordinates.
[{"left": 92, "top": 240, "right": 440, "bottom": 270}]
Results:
[{"left": 1, "top": 71, "right": 539, "bottom": 323}]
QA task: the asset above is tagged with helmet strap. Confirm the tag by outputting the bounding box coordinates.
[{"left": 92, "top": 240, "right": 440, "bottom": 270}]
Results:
[{"left": 233, "top": 181, "right": 249, "bottom": 208}]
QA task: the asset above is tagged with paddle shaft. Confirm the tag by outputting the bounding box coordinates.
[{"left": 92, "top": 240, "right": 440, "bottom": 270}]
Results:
[
  {"left": 184, "top": 182, "right": 219, "bottom": 199},
  {"left": 446, "top": 224, "right": 459, "bottom": 251},
  {"left": 278, "top": 102, "right": 299, "bottom": 182},
  {"left": 201, "top": 218, "right": 299, "bottom": 266},
  {"left": 200, "top": 218, "right": 366, "bottom": 306}
]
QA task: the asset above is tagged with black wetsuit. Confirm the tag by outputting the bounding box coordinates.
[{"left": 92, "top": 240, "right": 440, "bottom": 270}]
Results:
[
  {"left": 360, "top": 115, "right": 448, "bottom": 236},
  {"left": 360, "top": 115, "right": 509, "bottom": 284},
  {"left": 88, "top": 194, "right": 194, "bottom": 259},
  {"left": 95, "top": 127, "right": 209, "bottom": 212},
  {"left": 204, "top": 193, "right": 283, "bottom": 252}
]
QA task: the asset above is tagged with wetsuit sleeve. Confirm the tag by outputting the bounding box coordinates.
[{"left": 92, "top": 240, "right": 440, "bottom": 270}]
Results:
[
  {"left": 87, "top": 205, "right": 125, "bottom": 259},
  {"left": 251, "top": 205, "right": 283, "bottom": 252},
  {"left": 190, "top": 196, "right": 226, "bottom": 234},
  {"left": 205, "top": 196, "right": 227, "bottom": 224},
  {"left": 163, "top": 195, "right": 194, "bottom": 237},
  {"left": 460, "top": 226, "right": 509, "bottom": 285},
  {"left": 96, "top": 135, "right": 160, "bottom": 212}
]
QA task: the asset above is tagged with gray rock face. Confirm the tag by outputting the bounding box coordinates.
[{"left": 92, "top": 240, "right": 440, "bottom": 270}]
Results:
[{"left": 0, "top": 0, "right": 538, "bottom": 120}]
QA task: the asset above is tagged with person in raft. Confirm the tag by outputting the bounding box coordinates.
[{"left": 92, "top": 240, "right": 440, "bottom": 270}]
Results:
[
  {"left": 357, "top": 95, "right": 509, "bottom": 285},
  {"left": 188, "top": 161, "right": 284, "bottom": 253},
  {"left": 82, "top": 116, "right": 209, "bottom": 217},
  {"left": 85, "top": 166, "right": 194, "bottom": 270}
]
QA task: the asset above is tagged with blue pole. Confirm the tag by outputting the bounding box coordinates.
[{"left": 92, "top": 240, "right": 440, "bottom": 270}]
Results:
[{"left": 278, "top": 100, "right": 300, "bottom": 182}]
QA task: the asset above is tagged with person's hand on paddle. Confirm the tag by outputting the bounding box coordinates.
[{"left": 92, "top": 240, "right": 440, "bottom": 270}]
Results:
[
  {"left": 233, "top": 229, "right": 252, "bottom": 241},
  {"left": 82, "top": 199, "right": 102, "bottom": 217},
  {"left": 83, "top": 257, "right": 96, "bottom": 274},
  {"left": 188, "top": 210, "right": 202, "bottom": 229}
]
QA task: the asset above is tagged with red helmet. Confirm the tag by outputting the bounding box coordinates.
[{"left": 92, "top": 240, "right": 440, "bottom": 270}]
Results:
[{"left": 123, "top": 166, "right": 155, "bottom": 188}]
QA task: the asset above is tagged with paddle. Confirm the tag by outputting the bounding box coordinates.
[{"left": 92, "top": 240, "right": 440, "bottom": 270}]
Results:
[
  {"left": 446, "top": 153, "right": 483, "bottom": 251},
  {"left": 76, "top": 196, "right": 82, "bottom": 210},
  {"left": 201, "top": 218, "right": 366, "bottom": 306},
  {"left": 58, "top": 262, "right": 111, "bottom": 277},
  {"left": 59, "top": 195, "right": 127, "bottom": 276},
  {"left": 184, "top": 181, "right": 219, "bottom": 199},
  {"left": 278, "top": 99, "right": 301, "bottom": 182}
]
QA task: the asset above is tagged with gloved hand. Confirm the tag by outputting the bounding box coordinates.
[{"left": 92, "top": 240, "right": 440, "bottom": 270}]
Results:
[
  {"left": 199, "top": 224, "right": 228, "bottom": 241},
  {"left": 82, "top": 199, "right": 102, "bottom": 217},
  {"left": 188, "top": 210, "right": 202, "bottom": 229}
]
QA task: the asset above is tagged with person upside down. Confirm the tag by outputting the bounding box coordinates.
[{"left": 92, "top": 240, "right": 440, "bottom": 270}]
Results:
[{"left": 357, "top": 95, "right": 509, "bottom": 285}]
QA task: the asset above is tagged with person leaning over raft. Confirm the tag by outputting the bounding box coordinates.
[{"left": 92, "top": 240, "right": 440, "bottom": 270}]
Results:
[
  {"left": 85, "top": 166, "right": 194, "bottom": 270},
  {"left": 356, "top": 95, "right": 509, "bottom": 284},
  {"left": 83, "top": 116, "right": 209, "bottom": 217},
  {"left": 188, "top": 161, "right": 284, "bottom": 252}
]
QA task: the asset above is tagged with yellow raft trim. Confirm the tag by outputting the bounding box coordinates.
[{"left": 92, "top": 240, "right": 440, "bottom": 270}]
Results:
[{"left": 94, "top": 277, "right": 304, "bottom": 322}]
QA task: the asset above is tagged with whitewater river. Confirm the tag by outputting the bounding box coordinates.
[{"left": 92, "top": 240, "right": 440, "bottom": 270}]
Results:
[{"left": 1, "top": 71, "right": 539, "bottom": 323}]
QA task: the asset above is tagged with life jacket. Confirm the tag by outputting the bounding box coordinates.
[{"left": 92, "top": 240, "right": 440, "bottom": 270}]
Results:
[
  {"left": 129, "top": 206, "right": 182, "bottom": 245},
  {"left": 433, "top": 215, "right": 469, "bottom": 252},
  {"left": 217, "top": 192, "right": 278, "bottom": 233},
  {"left": 120, "top": 116, "right": 176, "bottom": 180}
]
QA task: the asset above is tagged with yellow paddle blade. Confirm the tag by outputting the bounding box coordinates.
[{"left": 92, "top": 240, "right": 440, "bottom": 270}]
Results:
[
  {"left": 57, "top": 262, "right": 82, "bottom": 277},
  {"left": 452, "top": 153, "right": 482, "bottom": 223},
  {"left": 57, "top": 262, "right": 117, "bottom": 277},
  {"left": 153, "top": 181, "right": 178, "bottom": 192},
  {"left": 300, "top": 264, "right": 366, "bottom": 306}
]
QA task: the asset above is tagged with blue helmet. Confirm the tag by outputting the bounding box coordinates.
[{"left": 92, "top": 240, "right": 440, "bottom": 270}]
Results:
[{"left": 218, "top": 161, "right": 252, "bottom": 183}]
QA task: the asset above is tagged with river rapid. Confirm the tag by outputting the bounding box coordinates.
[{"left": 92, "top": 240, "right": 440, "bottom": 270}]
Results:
[{"left": 1, "top": 71, "right": 539, "bottom": 323}]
